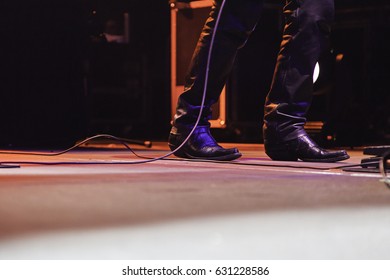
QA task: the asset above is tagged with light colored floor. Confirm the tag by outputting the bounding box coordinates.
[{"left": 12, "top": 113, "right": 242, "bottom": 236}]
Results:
[{"left": 0, "top": 142, "right": 389, "bottom": 259}]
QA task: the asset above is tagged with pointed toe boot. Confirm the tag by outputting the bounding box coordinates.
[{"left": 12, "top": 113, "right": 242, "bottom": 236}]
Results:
[
  {"left": 265, "top": 134, "right": 349, "bottom": 162},
  {"left": 168, "top": 125, "right": 241, "bottom": 161}
]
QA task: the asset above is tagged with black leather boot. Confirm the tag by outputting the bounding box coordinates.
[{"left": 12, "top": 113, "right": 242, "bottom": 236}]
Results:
[
  {"left": 263, "top": 0, "right": 349, "bottom": 162},
  {"left": 264, "top": 133, "right": 349, "bottom": 162},
  {"left": 169, "top": 124, "right": 241, "bottom": 161},
  {"left": 169, "top": 97, "right": 241, "bottom": 161}
]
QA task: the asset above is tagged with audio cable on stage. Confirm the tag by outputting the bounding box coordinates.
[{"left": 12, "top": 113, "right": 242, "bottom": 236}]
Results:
[
  {"left": 1, "top": 133, "right": 389, "bottom": 187},
  {"left": 0, "top": 132, "right": 384, "bottom": 171}
]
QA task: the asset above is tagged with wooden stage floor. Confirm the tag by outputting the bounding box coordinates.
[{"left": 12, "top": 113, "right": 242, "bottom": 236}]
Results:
[{"left": 1, "top": 141, "right": 390, "bottom": 259}]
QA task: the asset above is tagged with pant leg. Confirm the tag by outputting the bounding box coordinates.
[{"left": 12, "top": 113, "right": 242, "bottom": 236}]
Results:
[
  {"left": 174, "top": 0, "right": 264, "bottom": 127},
  {"left": 263, "top": 0, "right": 335, "bottom": 142}
]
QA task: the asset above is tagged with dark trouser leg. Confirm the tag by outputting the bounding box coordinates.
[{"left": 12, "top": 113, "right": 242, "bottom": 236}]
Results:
[
  {"left": 263, "top": 0, "right": 349, "bottom": 162},
  {"left": 169, "top": 0, "right": 263, "bottom": 160}
]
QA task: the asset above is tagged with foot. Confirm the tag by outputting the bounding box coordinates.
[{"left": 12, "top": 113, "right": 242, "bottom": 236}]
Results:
[
  {"left": 265, "top": 134, "right": 350, "bottom": 162},
  {"left": 168, "top": 125, "right": 242, "bottom": 161}
]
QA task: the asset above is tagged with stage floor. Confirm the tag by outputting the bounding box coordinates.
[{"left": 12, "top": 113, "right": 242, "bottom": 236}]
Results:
[{"left": 0, "top": 141, "right": 389, "bottom": 259}]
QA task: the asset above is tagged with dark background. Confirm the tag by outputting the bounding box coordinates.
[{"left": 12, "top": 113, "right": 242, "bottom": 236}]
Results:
[{"left": 0, "top": 0, "right": 389, "bottom": 148}]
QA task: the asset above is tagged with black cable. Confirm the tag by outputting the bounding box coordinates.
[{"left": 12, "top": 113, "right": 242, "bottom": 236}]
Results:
[
  {"left": 0, "top": 134, "right": 159, "bottom": 165},
  {"left": 0, "top": 157, "right": 383, "bottom": 173},
  {"left": 0, "top": 158, "right": 382, "bottom": 171},
  {"left": 0, "top": 133, "right": 382, "bottom": 171},
  {"left": 136, "top": 156, "right": 382, "bottom": 171},
  {"left": 0, "top": 134, "right": 142, "bottom": 157}
]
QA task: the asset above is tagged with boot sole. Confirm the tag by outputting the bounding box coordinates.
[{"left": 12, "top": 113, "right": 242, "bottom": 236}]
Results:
[
  {"left": 181, "top": 151, "right": 242, "bottom": 161},
  {"left": 300, "top": 154, "right": 350, "bottom": 163},
  {"left": 169, "top": 144, "right": 242, "bottom": 161},
  {"left": 267, "top": 149, "right": 350, "bottom": 163}
]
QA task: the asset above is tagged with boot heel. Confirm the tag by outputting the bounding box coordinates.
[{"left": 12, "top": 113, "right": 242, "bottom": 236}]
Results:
[
  {"left": 265, "top": 146, "right": 298, "bottom": 161},
  {"left": 168, "top": 143, "right": 187, "bottom": 158}
]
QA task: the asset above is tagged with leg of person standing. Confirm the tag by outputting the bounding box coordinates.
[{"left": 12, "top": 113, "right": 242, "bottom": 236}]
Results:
[
  {"left": 263, "top": 0, "right": 350, "bottom": 162},
  {"left": 168, "top": 0, "right": 264, "bottom": 160}
]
